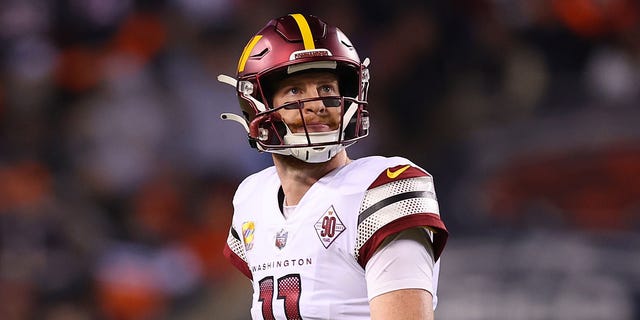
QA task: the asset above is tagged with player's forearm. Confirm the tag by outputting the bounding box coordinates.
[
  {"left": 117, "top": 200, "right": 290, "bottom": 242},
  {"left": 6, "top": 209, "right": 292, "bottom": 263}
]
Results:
[{"left": 369, "top": 288, "right": 434, "bottom": 320}]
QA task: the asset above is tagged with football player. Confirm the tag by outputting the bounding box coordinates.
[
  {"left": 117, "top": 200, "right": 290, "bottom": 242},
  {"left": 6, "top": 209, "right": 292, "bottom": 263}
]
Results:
[{"left": 220, "top": 13, "right": 448, "bottom": 319}]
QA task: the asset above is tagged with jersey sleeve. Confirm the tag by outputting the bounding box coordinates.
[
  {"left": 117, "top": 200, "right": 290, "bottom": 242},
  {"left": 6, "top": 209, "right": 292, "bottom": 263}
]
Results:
[
  {"left": 365, "top": 228, "right": 435, "bottom": 301},
  {"left": 223, "top": 225, "right": 252, "bottom": 279},
  {"left": 355, "top": 164, "right": 448, "bottom": 268}
]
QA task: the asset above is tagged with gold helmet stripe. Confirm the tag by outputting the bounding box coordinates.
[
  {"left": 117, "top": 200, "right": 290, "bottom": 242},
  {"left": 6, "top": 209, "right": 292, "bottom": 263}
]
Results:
[
  {"left": 289, "top": 13, "right": 315, "bottom": 50},
  {"left": 237, "top": 35, "right": 262, "bottom": 73}
]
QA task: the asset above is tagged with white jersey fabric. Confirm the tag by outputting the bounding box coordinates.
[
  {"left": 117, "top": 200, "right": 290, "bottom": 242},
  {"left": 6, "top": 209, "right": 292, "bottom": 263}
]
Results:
[
  {"left": 224, "top": 156, "right": 448, "bottom": 319},
  {"left": 365, "top": 227, "right": 437, "bottom": 302}
]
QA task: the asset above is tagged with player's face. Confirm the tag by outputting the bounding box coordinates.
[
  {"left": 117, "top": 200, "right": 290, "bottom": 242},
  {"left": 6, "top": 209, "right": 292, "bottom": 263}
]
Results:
[{"left": 272, "top": 71, "right": 342, "bottom": 133}]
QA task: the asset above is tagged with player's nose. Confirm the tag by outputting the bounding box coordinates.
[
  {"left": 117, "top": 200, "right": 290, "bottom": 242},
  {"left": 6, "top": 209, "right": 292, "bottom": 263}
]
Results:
[{"left": 301, "top": 91, "right": 326, "bottom": 114}]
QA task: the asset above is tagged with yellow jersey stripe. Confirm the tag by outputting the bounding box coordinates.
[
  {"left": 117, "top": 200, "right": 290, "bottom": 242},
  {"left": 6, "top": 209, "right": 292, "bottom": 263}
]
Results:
[
  {"left": 289, "top": 13, "right": 315, "bottom": 50},
  {"left": 237, "top": 35, "right": 262, "bottom": 73}
]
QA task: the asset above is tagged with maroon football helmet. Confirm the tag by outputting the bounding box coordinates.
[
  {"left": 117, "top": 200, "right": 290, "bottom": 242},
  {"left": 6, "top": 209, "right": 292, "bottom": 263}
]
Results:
[{"left": 219, "top": 13, "right": 370, "bottom": 163}]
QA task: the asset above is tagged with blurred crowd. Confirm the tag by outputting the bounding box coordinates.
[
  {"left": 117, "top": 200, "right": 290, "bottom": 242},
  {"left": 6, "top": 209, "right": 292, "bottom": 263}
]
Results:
[{"left": 0, "top": 0, "right": 639, "bottom": 319}]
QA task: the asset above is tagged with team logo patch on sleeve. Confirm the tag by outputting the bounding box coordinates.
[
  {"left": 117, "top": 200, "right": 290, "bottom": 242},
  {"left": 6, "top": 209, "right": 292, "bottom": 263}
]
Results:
[{"left": 314, "top": 205, "right": 346, "bottom": 248}]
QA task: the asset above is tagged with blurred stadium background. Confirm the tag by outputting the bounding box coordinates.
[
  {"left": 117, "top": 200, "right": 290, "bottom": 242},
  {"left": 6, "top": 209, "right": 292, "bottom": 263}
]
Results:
[{"left": 1, "top": 0, "right": 639, "bottom": 319}]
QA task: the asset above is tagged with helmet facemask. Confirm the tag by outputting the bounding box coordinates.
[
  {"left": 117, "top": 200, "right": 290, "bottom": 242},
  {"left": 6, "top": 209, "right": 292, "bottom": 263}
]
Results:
[
  {"left": 219, "top": 14, "right": 371, "bottom": 163},
  {"left": 255, "top": 94, "right": 368, "bottom": 163}
]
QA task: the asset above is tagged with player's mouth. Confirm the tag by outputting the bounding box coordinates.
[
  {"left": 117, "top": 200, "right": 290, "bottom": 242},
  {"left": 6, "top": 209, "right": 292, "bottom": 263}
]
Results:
[{"left": 303, "top": 123, "right": 333, "bottom": 132}]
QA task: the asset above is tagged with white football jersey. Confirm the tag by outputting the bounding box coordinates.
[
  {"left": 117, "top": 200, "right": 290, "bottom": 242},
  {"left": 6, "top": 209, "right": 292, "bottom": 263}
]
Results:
[{"left": 224, "top": 156, "right": 448, "bottom": 319}]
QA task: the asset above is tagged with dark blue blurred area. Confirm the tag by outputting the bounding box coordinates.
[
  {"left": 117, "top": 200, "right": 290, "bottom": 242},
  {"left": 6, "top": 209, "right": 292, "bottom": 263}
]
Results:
[{"left": 0, "top": 1, "right": 639, "bottom": 319}]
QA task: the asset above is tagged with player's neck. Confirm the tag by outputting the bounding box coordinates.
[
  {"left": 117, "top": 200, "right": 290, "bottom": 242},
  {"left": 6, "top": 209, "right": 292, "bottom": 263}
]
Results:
[{"left": 273, "top": 150, "right": 351, "bottom": 206}]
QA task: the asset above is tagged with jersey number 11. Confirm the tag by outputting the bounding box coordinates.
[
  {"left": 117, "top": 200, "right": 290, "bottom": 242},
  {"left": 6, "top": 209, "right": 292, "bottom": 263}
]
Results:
[{"left": 258, "top": 274, "right": 302, "bottom": 320}]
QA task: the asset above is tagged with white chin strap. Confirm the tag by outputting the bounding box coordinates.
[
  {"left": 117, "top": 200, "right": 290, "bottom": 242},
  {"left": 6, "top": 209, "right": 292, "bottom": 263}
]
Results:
[
  {"left": 286, "top": 145, "right": 345, "bottom": 163},
  {"left": 281, "top": 130, "right": 345, "bottom": 163}
]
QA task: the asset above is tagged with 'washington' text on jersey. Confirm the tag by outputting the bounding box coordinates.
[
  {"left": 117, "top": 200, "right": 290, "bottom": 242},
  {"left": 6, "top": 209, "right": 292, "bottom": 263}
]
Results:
[{"left": 250, "top": 257, "right": 313, "bottom": 272}]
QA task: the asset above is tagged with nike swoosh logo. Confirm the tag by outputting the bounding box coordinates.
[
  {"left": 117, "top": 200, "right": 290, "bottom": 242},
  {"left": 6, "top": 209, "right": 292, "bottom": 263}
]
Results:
[{"left": 386, "top": 165, "right": 411, "bottom": 179}]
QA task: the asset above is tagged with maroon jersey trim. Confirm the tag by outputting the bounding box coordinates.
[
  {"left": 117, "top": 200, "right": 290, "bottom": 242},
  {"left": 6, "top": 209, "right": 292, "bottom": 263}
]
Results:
[
  {"left": 357, "top": 213, "right": 448, "bottom": 268},
  {"left": 369, "top": 165, "right": 429, "bottom": 190},
  {"left": 223, "top": 244, "right": 253, "bottom": 280}
]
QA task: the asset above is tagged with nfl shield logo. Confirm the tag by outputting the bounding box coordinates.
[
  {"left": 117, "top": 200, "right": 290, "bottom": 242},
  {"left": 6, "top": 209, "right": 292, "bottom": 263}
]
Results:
[{"left": 275, "top": 229, "right": 288, "bottom": 249}]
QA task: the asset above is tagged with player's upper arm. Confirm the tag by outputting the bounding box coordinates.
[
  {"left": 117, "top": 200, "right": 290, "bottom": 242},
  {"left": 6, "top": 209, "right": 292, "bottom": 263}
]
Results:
[{"left": 370, "top": 288, "right": 434, "bottom": 320}]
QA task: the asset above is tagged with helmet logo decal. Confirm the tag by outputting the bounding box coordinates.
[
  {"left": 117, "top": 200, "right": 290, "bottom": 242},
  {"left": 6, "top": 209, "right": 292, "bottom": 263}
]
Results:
[
  {"left": 237, "top": 35, "right": 262, "bottom": 73},
  {"left": 289, "top": 13, "right": 315, "bottom": 50}
]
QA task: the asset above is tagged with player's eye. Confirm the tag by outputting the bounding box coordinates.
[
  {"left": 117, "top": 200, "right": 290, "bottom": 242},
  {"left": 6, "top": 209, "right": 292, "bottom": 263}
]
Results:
[
  {"left": 319, "top": 85, "right": 335, "bottom": 95},
  {"left": 287, "top": 87, "right": 300, "bottom": 95}
]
